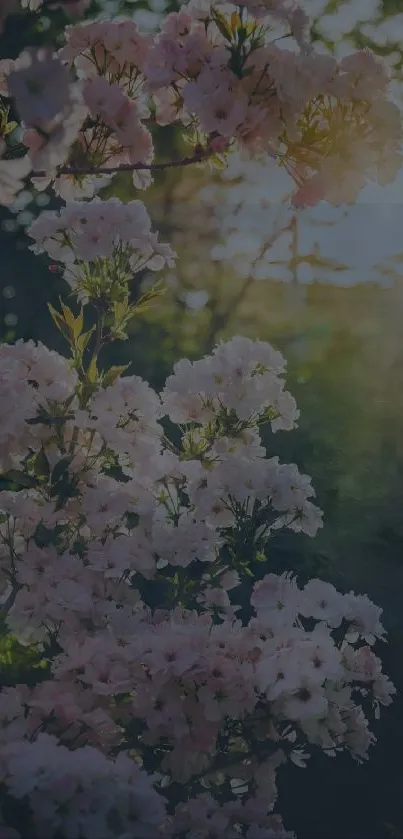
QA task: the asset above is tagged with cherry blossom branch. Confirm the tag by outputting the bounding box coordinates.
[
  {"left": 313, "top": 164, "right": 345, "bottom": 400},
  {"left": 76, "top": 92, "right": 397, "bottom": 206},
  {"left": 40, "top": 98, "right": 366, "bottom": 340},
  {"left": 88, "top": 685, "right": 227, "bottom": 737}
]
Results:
[{"left": 31, "top": 148, "right": 213, "bottom": 179}]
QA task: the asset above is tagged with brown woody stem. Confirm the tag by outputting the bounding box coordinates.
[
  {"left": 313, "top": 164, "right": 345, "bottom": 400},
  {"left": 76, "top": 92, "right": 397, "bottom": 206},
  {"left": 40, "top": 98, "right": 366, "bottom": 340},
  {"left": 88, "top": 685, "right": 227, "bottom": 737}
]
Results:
[{"left": 32, "top": 149, "right": 211, "bottom": 179}]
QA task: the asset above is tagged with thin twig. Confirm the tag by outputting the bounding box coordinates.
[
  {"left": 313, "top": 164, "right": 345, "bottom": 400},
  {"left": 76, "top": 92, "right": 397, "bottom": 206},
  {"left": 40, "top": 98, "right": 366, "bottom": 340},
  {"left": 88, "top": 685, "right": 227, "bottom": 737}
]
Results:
[{"left": 205, "top": 216, "right": 288, "bottom": 347}]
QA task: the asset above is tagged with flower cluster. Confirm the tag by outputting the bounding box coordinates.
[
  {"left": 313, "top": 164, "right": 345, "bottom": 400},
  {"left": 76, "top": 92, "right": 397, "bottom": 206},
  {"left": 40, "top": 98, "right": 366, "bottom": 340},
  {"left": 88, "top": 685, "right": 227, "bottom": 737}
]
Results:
[
  {"left": 0, "top": 327, "right": 394, "bottom": 838},
  {"left": 290, "top": 96, "right": 403, "bottom": 207},
  {"left": 1, "top": 732, "right": 167, "bottom": 839},
  {"left": 0, "top": 1, "right": 401, "bottom": 205},
  {"left": 0, "top": 48, "right": 87, "bottom": 194},
  {"left": 161, "top": 336, "right": 297, "bottom": 427},
  {"left": 58, "top": 19, "right": 155, "bottom": 192},
  {"left": 28, "top": 197, "right": 176, "bottom": 300},
  {"left": 0, "top": 339, "right": 78, "bottom": 472}
]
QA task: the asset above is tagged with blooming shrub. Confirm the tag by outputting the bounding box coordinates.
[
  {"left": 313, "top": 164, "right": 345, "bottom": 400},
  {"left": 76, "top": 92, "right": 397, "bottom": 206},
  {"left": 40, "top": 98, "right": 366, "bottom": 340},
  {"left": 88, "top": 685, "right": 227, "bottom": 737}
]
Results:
[
  {"left": 0, "top": 273, "right": 396, "bottom": 837},
  {"left": 0, "top": 312, "right": 396, "bottom": 837},
  {"left": 0, "top": 1, "right": 399, "bottom": 837}
]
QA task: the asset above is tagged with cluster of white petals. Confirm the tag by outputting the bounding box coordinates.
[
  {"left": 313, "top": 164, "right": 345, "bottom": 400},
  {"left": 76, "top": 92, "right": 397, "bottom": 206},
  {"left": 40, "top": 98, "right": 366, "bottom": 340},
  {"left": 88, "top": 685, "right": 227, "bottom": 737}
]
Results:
[
  {"left": 1, "top": 49, "right": 88, "bottom": 193},
  {"left": 161, "top": 336, "right": 297, "bottom": 427},
  {"left": 28, "top": 198, "right": 176, "bottom": 299},
  {"left": 1, "top": 733, "right": 167, "bottom": 839}
]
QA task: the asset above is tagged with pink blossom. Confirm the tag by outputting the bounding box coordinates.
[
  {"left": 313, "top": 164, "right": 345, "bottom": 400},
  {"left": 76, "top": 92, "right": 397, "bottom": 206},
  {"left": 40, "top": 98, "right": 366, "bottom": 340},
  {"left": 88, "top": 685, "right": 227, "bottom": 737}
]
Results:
[{"left": 7, "top": 49, "right": 73, "bottom": 129}]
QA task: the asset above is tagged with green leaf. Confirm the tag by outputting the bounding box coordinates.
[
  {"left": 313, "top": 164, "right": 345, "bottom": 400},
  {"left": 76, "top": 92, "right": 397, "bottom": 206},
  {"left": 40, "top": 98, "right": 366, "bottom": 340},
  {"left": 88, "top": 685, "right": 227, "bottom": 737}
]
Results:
[
  {"left": 33, "top": 448, "right": 50, "bottom": 482},
  {"left": 102, "top": 365, "right": 130, "bottom": 388},
  {"left": 26, "top": 413, "right": 74, "bottom": 427},
  {"left": 51, "top": 456, "right": 74, "bottom": 485},
  {"left": 49, "top": 300, "right": 85, "bottom": 346},
  {"left": 76, "top": 327, "right": 95, "bottom": 354},
  {"left": 60, "top": 300, "right": 76, "bottom": 331},
  {"left": 113, "top": 299, "right": 129, "bottom": 323},
  {"left": 87, "top": 355, "right": 98, "bottom": 384},
  {"left": 230, "top": 10, "right": 240, "bottom": 32},
  {"left": 134, "top": 282, "right": 166, "bottom": 314},
  {"left": 211, "top": 8, "right": 233, "bottom": 40},
  {"left": 60, "top": 300, "right": 84, "bottom": 340},
  {"left": 1, "top": 470, "right": 37, "bottom": 489},
  {"left": 48, "top": 302, "right": 72, "bottom": 344},
  {"left": 205, "top": 151, "right": 227, "bottom": 171},
  {"left": 3, "top": 120, "right": 18, "bottom": 137}
]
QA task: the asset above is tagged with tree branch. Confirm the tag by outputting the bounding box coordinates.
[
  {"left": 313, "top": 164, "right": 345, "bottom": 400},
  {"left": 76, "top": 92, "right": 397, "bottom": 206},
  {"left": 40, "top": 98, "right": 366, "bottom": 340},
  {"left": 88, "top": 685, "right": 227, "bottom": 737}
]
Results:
[{"left": 31, "top": 148, "right": 212, "bottom": 180}]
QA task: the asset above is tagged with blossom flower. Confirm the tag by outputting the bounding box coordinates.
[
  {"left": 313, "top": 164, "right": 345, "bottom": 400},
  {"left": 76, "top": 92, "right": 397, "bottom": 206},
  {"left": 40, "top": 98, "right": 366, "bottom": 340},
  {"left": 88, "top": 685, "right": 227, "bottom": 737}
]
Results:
[
  {"left": 7, "top": 49, "right": 73, "bottom": 129},
  {"left": 60, "top": 19, "right": 152, "bottom": 75},
  {"left": 2, "top": 733, "right": 168, "bottom": 838},
  {"left": 0, "top": 339, "right": 78, "bottom": 470},
  {"left": 280, "top": 682, "right": 328, "bottom": 722},
  {"left": 1, "top": 48, "right": 87, "bottom": 198},
  {"left": 344, "top": 592, "right": 386, "bottom": 643},
  {"left": 339, "top": 49, "right": 389, "bottom": 100},
  {"left": 251, "top": 573, "right": 301, "bottom": 630},
  {"left": 255, "top": 642, "right": 303, "bottom": 702},
  {"left": 292, "top": 96, "right": 403, "bottom": 207},
  {"left": 298, "top": 628, "right": 342, "bottom": 686},
  {"left": 300, "top": 579, "right": 347, "bottom": 628},
  {"left": 161, "top": 336, "right": 296, "bottom": 428},
  {"left": 185, "top": 79, "right": 249, "bottom": 137},
  {"left": 23, "top": 97, "right": 88, "bottom": 184},
  {"left": 28, "top": 198, "right": 175, "bottom": 299},
  {"left": 342, "top": 645, "right": 382, "bottom": 684},
  {"left": 152, "top": 507, "right": 218, "bottom": 567}
]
